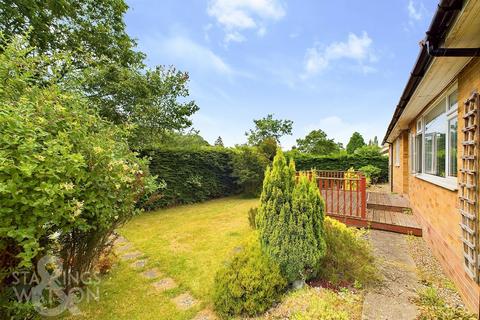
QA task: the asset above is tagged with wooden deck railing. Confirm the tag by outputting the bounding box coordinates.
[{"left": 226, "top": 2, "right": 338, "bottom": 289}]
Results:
[{"left": 297, "top": 170, "right": 367, "bottom": 220}]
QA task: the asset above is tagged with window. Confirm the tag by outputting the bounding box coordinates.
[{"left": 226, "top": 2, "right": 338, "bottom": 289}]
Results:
[
  {"left": 415, "top": 134, "right": 422, "bottom": 173},
  {"left": 448, "top": 118, "right": 458, "bottom": 177},
  {"left": 424, "top": 100, "right": 447, "bottom": 177},
  {"left": 395, "top": 138, "right": 400, "bottom": 166},
  {"left": 415, "top": 120, "right": 423, "bottom": 173},
  {"left": 413, "top": 87, "right": 458, "bottom": 188}
]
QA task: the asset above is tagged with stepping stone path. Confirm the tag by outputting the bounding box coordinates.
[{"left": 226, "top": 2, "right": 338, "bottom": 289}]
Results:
[
  {"left": 113, "top": 233, "right": 210, "bottom": 316},
  {"left": 113, "top": 235, "right": 128, "bottom": 245},
  {"left": 172, "top": 292, "right": 198, "bottom": 310},
  {"left": 121, "top": 251, "right": 143, "bottom": 261},
  {"left": 130, "top": 259, "right": 147, "bottom": 269},
  {"left": 193, "top": 309, "right": 217, "bottom": 320},
  {"left": 152, "top": 278, "right": 177, "bottom": 291},
  {"left": 141, "top": 268, "right": 161, "bottom": 279},
  {"left": 115, "top": 243, "right": 133, "bottom": 252}
]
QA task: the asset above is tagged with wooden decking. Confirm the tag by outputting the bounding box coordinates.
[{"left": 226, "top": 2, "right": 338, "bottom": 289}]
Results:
[
  {"left": 320, "top": 190, "right": 362, "bottom": 216},
  {"left": 325, "top": 191, "right": 422, "bottom": 236},
  {"left": 367, "top": 192, "right": 410, "bottom": 212}
]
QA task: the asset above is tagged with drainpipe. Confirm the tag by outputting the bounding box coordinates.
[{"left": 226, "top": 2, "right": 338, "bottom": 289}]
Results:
[{"left": 387, "top": 142, "right": 393, "bottom": 193}]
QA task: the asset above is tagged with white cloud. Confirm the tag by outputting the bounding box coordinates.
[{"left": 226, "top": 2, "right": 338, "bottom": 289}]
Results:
[
  {"left": 303, "top": 116, "right": 384, "bottom": 147},
  {"left": 405, "top": 0, "right": 427, "bottom": 30},
  {"left": 407, "top": 0, "right": 423, "bottom": 21},
  {"left": 207, "top": 0, "right": 286, "bottom": 43},
  {"left": 225, "top": 31, "right": 246, "bottom": 43},
  {"left": 257, "top": 26, "right": 267, "bottom": 37},
  {"left": 203, "top": 23, "right": 213, "bottom": 42},
  {"left": 303, "top": 32, "right": 376, "bottom": 77},
  {"left": 149, "top": 35, "right": 234, "bottom": 75}
]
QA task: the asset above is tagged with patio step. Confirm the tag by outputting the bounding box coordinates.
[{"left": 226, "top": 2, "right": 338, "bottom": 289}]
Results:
[
  {"left": 367, "top": 192, "right": 411, "bottom": 213},
  {"left": 328, "top": 209, "right": 422, "bottom": 237}
]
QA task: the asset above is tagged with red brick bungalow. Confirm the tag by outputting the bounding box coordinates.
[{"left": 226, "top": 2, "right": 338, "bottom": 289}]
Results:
[{"left": 383, "top": 0, "right": 480, "bottom": 313}]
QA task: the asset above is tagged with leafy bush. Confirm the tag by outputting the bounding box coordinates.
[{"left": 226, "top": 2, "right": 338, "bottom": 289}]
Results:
[
  {"left": 248, "top": 207, "right": 258, "bottom": 229},
  {"left": 416, "top": 287, "right": 476, "bottom": 320},
  {"left": 257, "top": 150, "right": 326, "bottom": 283},
  {"left": 289, "top": 153, "right": 388, "bottom": 183},
  {"left": 359, "top": 165, "right": 382, "bottom": 185},
  {"left": 317, "top": 217, "right": 376, "bottom": 286},
  {"left": 141, "top": 148, "right": 237, "bottom": 208},
  {"left": 257, "top": 137, "right": 278, "bottom": 161},
  {"left": 354, "top": 145, "right": 382, "bottom": 157},
  {"left": 213, "top": 241, "right": 286, "bottom": 318},
  {"left": 0, "top": 37, "right": 156, "bottom": 317},
  {"left": 231, "top": 146, "right": 269, "bottom": 196}
]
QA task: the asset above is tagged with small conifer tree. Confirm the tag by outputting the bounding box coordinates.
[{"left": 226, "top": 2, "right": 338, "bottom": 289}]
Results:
[
  {"left": 256, "top": 149, "right": 326, "bottom": 283},
  {"left": 214, "top": 136, "right": 224, "bottom": 147}
]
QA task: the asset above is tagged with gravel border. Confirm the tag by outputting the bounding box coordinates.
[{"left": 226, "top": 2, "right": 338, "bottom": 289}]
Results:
[{"left": 406, "top": 235, "right": 466, "bottom": 309}]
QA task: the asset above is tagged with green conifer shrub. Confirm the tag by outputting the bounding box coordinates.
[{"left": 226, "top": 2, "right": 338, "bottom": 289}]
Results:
[
  {"left": 256, "top": 150, "right": 326, "bottom": 283},
  {"left": 213, "top": 240, "right": 286, "bottom": 318},
  {"left": 248, "top": 207, "right": 258, "bottom": 229}
]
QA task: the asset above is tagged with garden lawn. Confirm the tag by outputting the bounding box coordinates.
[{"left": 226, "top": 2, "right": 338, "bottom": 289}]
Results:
[
  {"left": 65, "top": 196, "right": 364, "bottom": 320},
  {"left": 66, "top": 196, "right": 258, "bottom": 320}
]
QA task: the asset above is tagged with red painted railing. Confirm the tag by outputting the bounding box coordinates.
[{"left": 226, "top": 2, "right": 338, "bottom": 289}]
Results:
[{"left": 297, "top": 170, "right": 367, "bottom": 220}]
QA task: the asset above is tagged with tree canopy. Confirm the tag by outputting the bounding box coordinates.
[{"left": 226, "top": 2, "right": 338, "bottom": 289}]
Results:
[
  {"left": 214, "top": 136, "right": 224, "bottom": 147},
  {"left": 296, "top": 129, "right": 341, "bottom": 155},
  {"left": 346, "top": 132, "right": 366, "bottom": 154},
  {"left": 246, "top": 114, "right": 293, "bottom": 145},
  {"left": 354, "top": 145, "right": 382, "bottom": 157},
  {"left": 156, "top": 130, "right": 210, "bottom": 149},
  {"left": 0, "top": 0, "right": 198, "bottom": 149},
  {"left": 368, "top": 136, "right": 379, "bottom": 147}
]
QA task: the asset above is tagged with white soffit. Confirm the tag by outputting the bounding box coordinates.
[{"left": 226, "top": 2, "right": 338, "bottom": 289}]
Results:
[{"left": 388, "top": 0, "right": 480, "bottom": 141}]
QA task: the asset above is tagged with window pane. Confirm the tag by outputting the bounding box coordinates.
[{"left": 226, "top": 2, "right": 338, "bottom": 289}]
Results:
[
  {"left": 424, "top": 134, "right": 433, "bottom": 173},
  {"left": 449, "top": 118, "right": 458, "bottom": 177},
  {"left": 448, "top": 90, "right": 458, "bottom": 110},
  {"left": 415, "top": 134, "right": 422, "bottom": 173},
  {"left": 424, "top": 101, "right": 446, "bottom": 177}
]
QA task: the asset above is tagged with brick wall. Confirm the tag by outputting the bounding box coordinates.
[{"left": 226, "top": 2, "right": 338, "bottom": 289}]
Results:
[{"left": 405, "top": 58, "right": 480, "bottom": 313}]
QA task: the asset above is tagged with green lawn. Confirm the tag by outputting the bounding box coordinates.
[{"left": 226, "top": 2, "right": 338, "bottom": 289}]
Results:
[
  {"left": 66, "top": 196, "right": 363, "bottom": 320},
  {"left": 68, "top": 196, "right": 258, "bottom": 320}
]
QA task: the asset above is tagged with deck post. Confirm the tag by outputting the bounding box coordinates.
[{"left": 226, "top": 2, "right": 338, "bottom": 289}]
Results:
[{"left": 360, "top": 175, "right": 367, "bottom": 219}]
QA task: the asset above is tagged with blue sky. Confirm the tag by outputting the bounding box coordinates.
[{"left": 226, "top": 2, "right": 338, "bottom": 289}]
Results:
[{"left": 125, "top": 0, "right": 438, "bottom": 148}]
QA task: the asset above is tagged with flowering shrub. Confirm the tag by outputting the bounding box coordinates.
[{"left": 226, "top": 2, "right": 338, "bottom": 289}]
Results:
[{"left": 0, "top": 36, "right": 157, "bottom": 317}]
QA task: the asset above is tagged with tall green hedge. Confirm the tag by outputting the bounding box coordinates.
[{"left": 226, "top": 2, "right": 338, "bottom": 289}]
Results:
[
  {"left": 141, "top": 149, "right": 238, "bottom": 208},
  {"left": 141, "top": 149, "right": 389, "bottom": 210},
  {"left": 289, "top": 153, "right": 389, "bottom": 182}
]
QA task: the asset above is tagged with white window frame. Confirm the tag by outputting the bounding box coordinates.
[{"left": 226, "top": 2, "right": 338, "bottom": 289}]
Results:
[
  {"left": 413, "top": 85, "right": 458, "bottom": 191},
  {"left": 413, "top": 119, "right": 423, "bottom": 174}
]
